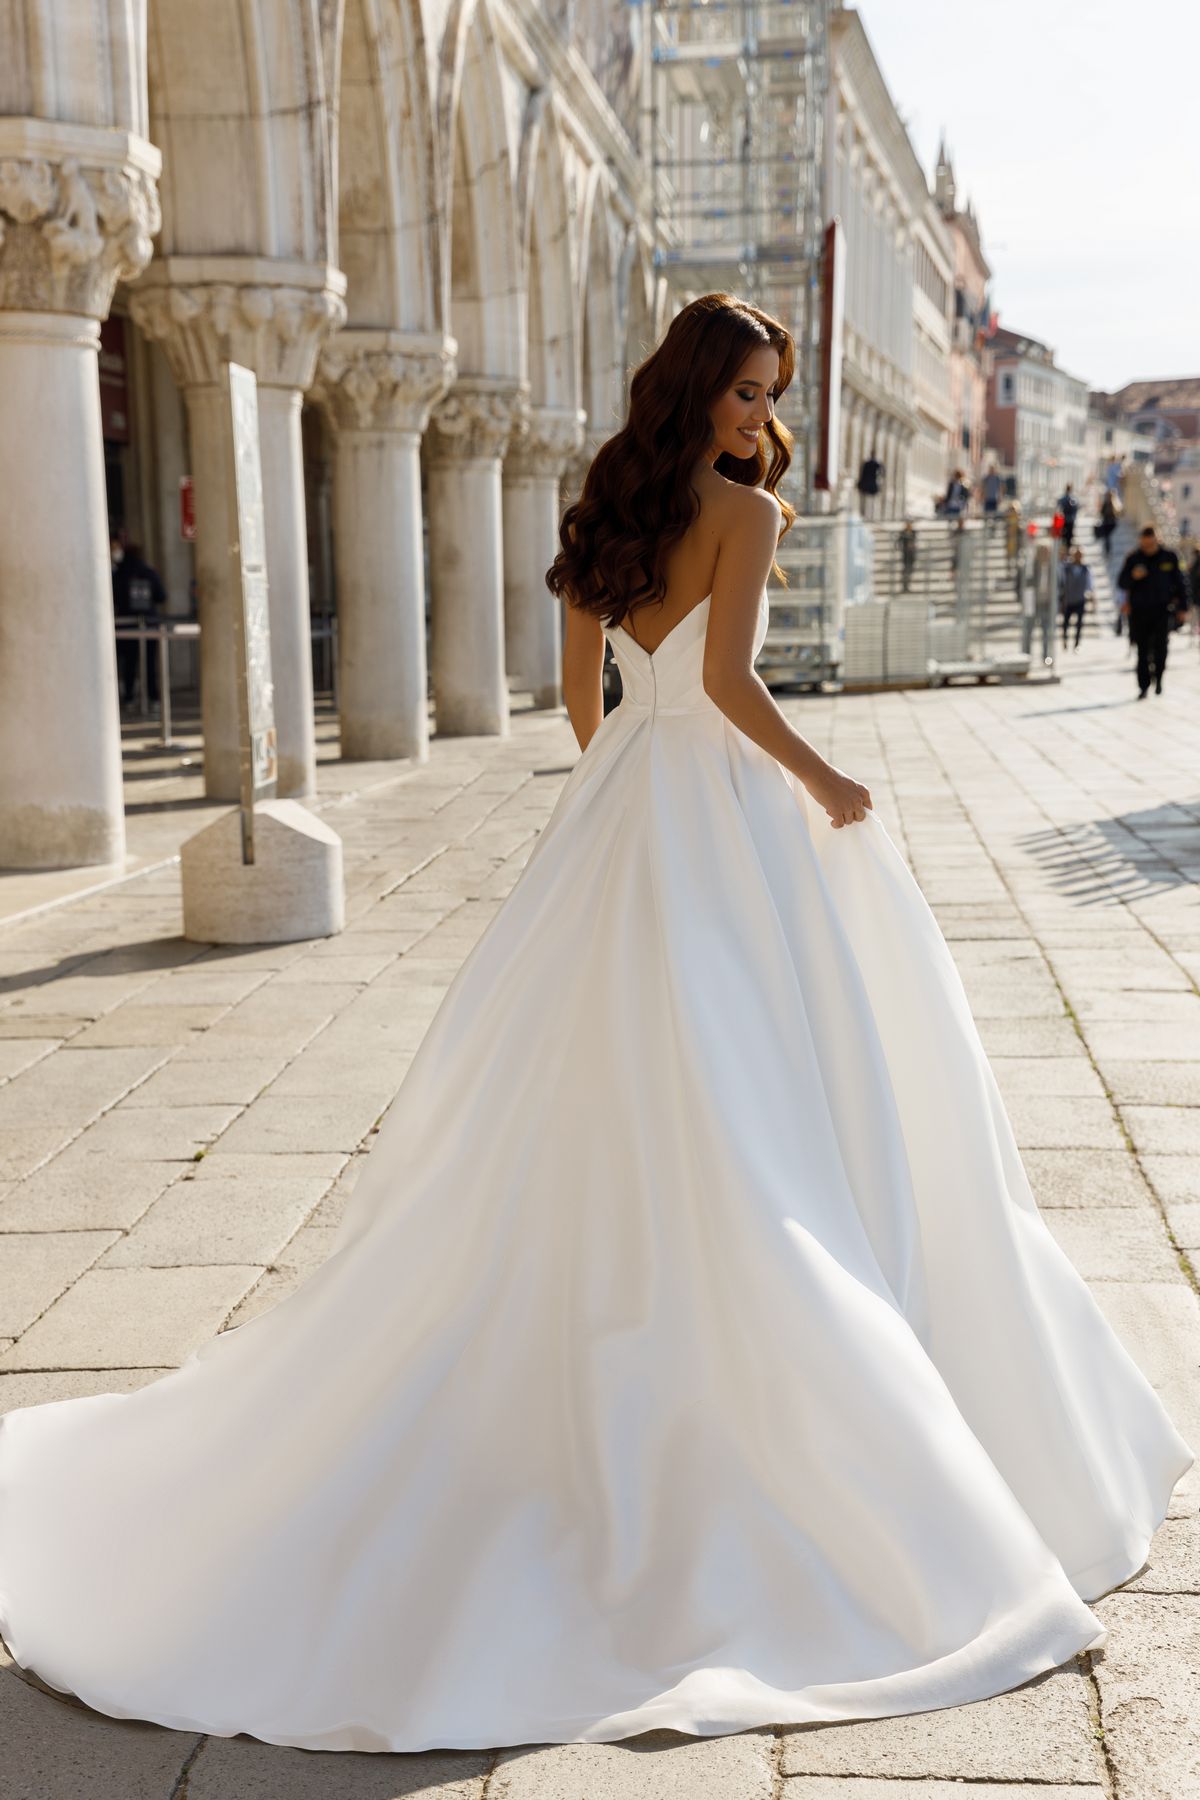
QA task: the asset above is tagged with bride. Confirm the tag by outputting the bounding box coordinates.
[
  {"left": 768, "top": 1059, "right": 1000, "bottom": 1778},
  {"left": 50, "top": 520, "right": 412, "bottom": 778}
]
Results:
[{"left": 0, "top": 293, "right": 1192, "bottom": 1756}]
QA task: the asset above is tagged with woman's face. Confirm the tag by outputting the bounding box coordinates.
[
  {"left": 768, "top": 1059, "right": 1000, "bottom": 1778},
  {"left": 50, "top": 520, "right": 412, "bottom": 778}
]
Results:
[{"left": 708, "top": 344, "right": 780, "bottom": 461}]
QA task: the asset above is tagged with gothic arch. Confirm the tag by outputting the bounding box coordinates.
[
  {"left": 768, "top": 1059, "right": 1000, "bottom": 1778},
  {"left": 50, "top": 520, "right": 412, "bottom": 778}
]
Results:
[
  {"left": 518, "top": 94, "right": 578, "bottom": 411},
  {"left": 438, "top": 0, "right": 521, "bottom": 379}
]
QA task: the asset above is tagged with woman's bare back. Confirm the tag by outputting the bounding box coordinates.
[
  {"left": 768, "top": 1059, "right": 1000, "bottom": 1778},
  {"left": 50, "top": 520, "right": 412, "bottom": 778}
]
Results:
[{"left": 618, "top": 468, "right": 736, "bottom": 655}]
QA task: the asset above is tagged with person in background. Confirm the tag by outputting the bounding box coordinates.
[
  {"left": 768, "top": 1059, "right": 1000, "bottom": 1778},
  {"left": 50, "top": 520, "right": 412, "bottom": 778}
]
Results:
[
  {"left": 1005, "top": 497, "right": 1023, "bottom": 565},
  {"left": 857, "top": 448, "right": 885, "bottom": 521},
  {"left": 1117, "top": 523, "right": 1189, "bottom": 697},
  {"left": 1105, "top": 453, "right": 1125, "bottom": 497},
  {"left": 899, "top": 519, "right": 917, "bottom": 593},
  {"left": 941, "top": 468, "right": 969, "bottom": 518},
  {"left": 1058, "top": 546, "right": 1093, "bottom": 651},
  {"left": 1056, "top": 484, "right": 1080, "bottom": 551},
  {"left": 1097, "top": 490, "right": 1119, "bottom": 565},
  {"left": 112, "top": 541, "right": 167, "bottom": 709},
  {"left": 981, "top": 464, "right": 1003, "bottom": 520}
]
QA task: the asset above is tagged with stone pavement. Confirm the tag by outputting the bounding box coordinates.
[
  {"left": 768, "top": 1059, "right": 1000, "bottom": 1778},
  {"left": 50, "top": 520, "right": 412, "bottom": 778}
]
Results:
[{"left": 2, "top": 622, "right": 1199, "bottom": 1799}]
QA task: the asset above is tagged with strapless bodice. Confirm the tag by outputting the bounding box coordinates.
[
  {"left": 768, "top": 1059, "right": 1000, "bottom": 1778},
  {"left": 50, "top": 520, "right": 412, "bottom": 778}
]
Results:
[{"left": 603, "top": 591, "right": 769, "bottom": 716}]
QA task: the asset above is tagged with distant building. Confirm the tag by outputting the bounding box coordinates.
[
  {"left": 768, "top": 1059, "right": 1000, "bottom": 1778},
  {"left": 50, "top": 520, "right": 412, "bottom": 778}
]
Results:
[
  {"left": 1085, "top": 391, "right": 1157, "bottom": 489},
  {"left": 933, "top": 142, "right": 992, "bottom": 481},
  {"left": 986, "top": 327, "right": 1088, "bottom": 510}
]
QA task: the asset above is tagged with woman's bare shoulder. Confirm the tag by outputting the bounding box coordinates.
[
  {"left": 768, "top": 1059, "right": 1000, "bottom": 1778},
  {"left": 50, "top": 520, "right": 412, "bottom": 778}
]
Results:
[{"left": 708, "top": 480, "right": 782, "bottom": 541}]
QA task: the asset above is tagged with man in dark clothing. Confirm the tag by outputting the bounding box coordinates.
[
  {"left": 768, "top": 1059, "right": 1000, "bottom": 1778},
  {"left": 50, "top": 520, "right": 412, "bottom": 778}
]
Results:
[
  {"left": 1058, "top": 547, "right": 1093, "bottom": 650},
  {"left": 112, "top": 542, "right": 167, "bottom": 707},
  {"left": 899, "top": 519, "right": 917, "bottom": 593},
  {"left": 1056, "top": 485, "right": 1080, "bottom": 551},
  {"left": 1117, "top": 524, "right": 1189, "bottom": 697},
  {"left": 857, "top": 451, "right": 885, "bottom": 520}
]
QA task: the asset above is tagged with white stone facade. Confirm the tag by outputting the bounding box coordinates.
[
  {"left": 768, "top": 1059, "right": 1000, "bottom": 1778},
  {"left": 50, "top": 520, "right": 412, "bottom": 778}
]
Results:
[
  {"left": 827, "top": 8, "right": 954, "bottom": 521},
  {"left": 0, "top": 0, "right": 659, "bottom": 868}
]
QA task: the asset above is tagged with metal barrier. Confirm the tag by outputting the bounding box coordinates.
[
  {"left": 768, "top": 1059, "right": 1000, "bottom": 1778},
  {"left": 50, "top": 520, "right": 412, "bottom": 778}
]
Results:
[
  {"left": 114, "top": 614, "right": 340, "bottom": 748},
  {"left": 113, "top": 618, "right": 201, "bottom": 746}
]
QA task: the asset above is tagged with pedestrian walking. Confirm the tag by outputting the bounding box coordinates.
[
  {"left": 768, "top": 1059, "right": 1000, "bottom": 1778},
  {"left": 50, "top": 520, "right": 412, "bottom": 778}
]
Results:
[
  {"left": 1058, "top": 547, "right": 1093, "bottom": 651},
  {"left": 899, "top": 518, "right": 917, "bottom": 593},
  {"left": 981, "top": 464, "right": 1003, "bottom": 519},
  {"left": 1105, "top": 453, "right": 1125, "bottom": 497},
  {"left": 1096, "top": 491, "right": 1119, "bottom": 565},
  {"left": 941, "top": 468, "right": 969, "bottom": 518},
  {"left": 112, "top": 540, "right": 167, "bottom": 708},
  {"left": 1005, "top": 498, "right": 1023, "bottom": 565},
  {"left": 1117, "top": 523, "right": 1189, "bottom": 697},
  {"left": 857, "top": 448, "right": 885, "bottom": 521},
  {"left": 1056, "top": 485, "right": 1080, "bottom": 551}
]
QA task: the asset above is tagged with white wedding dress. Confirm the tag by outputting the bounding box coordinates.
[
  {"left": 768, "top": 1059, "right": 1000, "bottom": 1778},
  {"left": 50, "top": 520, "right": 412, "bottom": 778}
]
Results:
[{"left": 0, "top": 590, "right": 1193, "bottom": 1754}]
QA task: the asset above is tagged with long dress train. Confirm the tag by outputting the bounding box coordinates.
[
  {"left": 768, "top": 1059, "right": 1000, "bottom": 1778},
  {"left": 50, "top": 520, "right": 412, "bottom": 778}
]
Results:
[{"left": 0, "top": 590, "right": 1192, "bottom": 1752}]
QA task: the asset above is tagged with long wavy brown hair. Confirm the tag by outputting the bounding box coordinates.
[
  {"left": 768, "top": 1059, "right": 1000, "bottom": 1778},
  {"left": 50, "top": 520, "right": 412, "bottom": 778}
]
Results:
[{"left": 546, "top": 292, "right": 796, "bottom": 629}]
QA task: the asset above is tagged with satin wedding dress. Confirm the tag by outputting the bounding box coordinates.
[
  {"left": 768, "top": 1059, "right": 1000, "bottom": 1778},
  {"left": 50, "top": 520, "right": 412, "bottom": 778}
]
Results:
[{"left": 0, "top": 590, "right": 1193, "bottom": 1754}]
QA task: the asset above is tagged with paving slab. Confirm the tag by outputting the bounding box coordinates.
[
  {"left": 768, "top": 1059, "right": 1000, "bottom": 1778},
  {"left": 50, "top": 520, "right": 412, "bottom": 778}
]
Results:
[
  {"left": 489, "top": 1728, "right": 775, "bottom": 1797},
  {"left": 0, "top": 1367, "right": 174, "bottom": 1409},
  {"left": 0, "top": 1231, "right": 121, "bottom": 1335},
  {"left": 1020, "top": 1148, "right": 1156, "bottom": 1209},
  {"left": 67, "top": 1004, "right": 229, "bottom": 1048},
  {"left": 71, "top": 1104, "right": 242, "bottom": 1160},
  {"left": 212, "top": 1092, "right": 385, "bottom": 1156},
  {"left": 1090, "top": 1593, "right": 1200, "bottom": 1800},
  {"left": 0, "top": 1265, "right": 262, "bottom": 1369},
  {"left": 119, "top": 1055, "right": 286, "bottom": 1108},
  {"left": 778, "top": 1668, "right": 1101, "bottom": 1782},
  {"left": 0, "top": 1157, "right": 181, "bottom": 1231},
  {"left": 0, "top": 1047, "right": 168, "bottom": 1130},
  {"left": 1122, "top": 1104, "right": 1200, "bottom": 1157},
  {"left": 95, "top": 1171, "right": 331, "bottom": 1268},
  {"left": 780, "top": 1784, "right": 1102, "bottom": 1799},
  {"left": 0, "top": 1038, "right": 60, "bottom": 1082},
  {"left": 1042, "top": 1207, "right": 1186, "bottom": 1283},
  {"left": 184, "top": 1734, "right": 489, "bottom": 1797},
  {"left": 1004, "top": 1094, "right": 1124, "bottom": 1151},
  {"left": 990, "top": 1056, "right": 1105, "bottom": 1099}
]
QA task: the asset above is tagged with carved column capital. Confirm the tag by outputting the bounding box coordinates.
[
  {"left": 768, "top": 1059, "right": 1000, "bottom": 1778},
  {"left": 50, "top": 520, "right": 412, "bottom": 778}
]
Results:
[
  {"left": 505, "top": 406, "right": 587, "bottom": 480},
  {"left": 0, "top": 121, "right": 161, "bottom": 318},
  {"left": 313, "top": 329, "right": 456, "bottom": 434},
  {"left": 127, "top": 257, "right": 348, "bottom": 392},
  {"left": 425, "top": 380, "right": 529, "bottom": 464}
]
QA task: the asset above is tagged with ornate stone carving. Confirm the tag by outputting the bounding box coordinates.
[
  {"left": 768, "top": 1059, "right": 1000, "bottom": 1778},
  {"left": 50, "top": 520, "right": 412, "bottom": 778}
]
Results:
[
  {"left": 314, "top": 331, "right": 456, "bottom": 434},
  {"left": 425, "top": 381, "right": 529, "bottom": 464},
  {"left": 0, "top": 154, "right": 160, "bottom": 316},
  {"left": 505, "top": 406, "right": 587, "bottom": 480},
  {"left": 128, "top": 274, "right": 347, "bottom": 391}
]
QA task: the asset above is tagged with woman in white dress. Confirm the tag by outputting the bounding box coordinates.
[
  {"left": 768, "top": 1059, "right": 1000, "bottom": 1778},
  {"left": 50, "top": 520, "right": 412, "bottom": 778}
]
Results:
[{"left": 0, "top": 293, "right": 1193, "bottom": 1755}]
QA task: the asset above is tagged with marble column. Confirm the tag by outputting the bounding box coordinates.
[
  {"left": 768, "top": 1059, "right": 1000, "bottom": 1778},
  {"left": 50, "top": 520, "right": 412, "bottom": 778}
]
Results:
[
  {"left": 425, "top": 381, "right": 526, "bottom": 737},
  {"left": 129, "top": 259, "right": 346, "bottom": 800},
  {"left": 313, "top": 330, "right": 456, "bottom": 761},
  {"left": 502, "top": 408, "right": 585, "bottom": 708},
  {"left": 0, "top": 123, "right": 160, "bottom": 868}
]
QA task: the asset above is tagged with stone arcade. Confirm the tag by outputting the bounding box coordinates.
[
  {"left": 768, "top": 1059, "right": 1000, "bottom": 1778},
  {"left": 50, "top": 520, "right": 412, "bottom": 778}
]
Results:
[{"left": 0, "top": 0, "right": 660, "bottom": 869}]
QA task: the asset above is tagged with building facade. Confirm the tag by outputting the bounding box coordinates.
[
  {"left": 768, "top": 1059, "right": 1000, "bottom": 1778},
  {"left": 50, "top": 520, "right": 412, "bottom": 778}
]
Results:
[
  {"left": 827, "top": 8, "right": 954, "bottom": 520},
  {"left": 986, "top": 327, "right": 1088, "bottom": 512},
  {"left": 933, "top": 143, "right": 991, "bottom": 482},
  {"left": 0, "top": 0, "right": 659, "bottom": 870}
]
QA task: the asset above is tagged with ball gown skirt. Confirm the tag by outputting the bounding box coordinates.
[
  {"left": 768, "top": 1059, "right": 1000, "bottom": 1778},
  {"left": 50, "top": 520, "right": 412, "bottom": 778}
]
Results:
[{"left": 0, "top": 591, "right": 1193, "bottom": 1753}]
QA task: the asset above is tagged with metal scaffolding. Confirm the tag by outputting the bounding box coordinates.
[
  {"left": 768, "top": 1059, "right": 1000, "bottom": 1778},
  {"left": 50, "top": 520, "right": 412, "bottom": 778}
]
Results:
[{"left": 645, "top": 0, "right": 831, "bottom": 508}]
